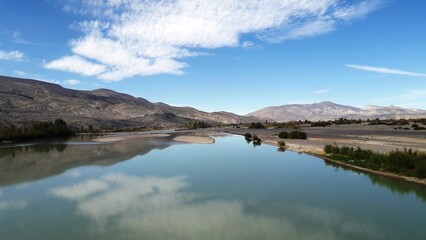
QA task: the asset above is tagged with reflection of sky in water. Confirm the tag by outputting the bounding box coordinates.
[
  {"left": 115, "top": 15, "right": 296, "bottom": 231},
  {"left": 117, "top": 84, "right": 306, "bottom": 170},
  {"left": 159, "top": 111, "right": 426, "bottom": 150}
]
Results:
[
  {"left": 50, "top": 173, "right": 382, "bottom": 240},
  {"left": 0, "top": 135, "right": 425, "bottom": 240}
]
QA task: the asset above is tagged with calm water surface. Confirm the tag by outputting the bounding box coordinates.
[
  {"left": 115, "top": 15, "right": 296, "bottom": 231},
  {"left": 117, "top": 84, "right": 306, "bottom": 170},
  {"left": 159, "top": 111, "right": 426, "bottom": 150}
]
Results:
[{"left": 0, "top": 134, "right": 425, "bottom": 240}]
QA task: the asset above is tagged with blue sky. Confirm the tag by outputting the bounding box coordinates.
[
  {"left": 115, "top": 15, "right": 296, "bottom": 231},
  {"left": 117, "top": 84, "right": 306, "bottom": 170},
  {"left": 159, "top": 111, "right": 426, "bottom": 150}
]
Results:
[{"left": 1, "top": 0, "right": 426, "bottom": 114}]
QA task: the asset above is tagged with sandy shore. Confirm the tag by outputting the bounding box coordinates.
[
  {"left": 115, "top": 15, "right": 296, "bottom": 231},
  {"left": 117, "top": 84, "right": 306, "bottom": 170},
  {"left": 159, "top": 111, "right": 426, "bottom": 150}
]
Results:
[
  {"left": 225, "top": 125, "right": 426, "bottom": 154},
  {"left": 93, "top": 133, "right": 171, "bottom": 142},
  {"left": 92, "top": 132, "right": 215, "bottom": 144},
  {"left": 173, "top": 135, "right": 215, "bottom": 144}
]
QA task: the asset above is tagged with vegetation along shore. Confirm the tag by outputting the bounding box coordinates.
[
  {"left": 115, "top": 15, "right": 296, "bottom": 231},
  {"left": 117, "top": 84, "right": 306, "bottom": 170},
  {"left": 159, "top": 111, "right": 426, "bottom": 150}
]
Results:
[{"left": 226, "top": 122, "right": 426, "bottom": 186}]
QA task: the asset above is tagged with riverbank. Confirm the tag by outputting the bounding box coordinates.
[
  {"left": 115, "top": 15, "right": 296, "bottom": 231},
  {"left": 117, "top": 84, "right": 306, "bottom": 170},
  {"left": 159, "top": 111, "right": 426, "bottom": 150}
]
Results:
[
  {"left": 92, "top": 131, "right": 215, "bottom": 144},
  {"left": 225, "top": 124, "right": 426, "bottom": 153},
  {"left": 92, "top": 133, "right": 171, "bottom": 142},
  {"left": 224, "top": 126, "right": 426, "bottom": 186},
  {"left": 314, "top": 153, "right": 426, "bottom": 186},
  {"left": 173, "top": 135, "right": 215, "bottom": 144},
  {"left": 90, "top": 127, "right": 426, "bottom": 185}
]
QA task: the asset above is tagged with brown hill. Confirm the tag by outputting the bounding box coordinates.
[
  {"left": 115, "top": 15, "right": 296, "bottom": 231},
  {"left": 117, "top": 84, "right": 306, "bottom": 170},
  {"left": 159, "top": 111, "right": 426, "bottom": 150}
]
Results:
[{"left": 0, "top": 76, "right": 258, "bottom": 129}]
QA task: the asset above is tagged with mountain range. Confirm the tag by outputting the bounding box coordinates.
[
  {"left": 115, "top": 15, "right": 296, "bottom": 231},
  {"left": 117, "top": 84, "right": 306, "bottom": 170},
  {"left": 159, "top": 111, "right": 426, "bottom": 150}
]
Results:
[
  {"left": 247, "top": 101, "right": 426, "bottom": 122},
  {"left": 1, "top": 76, "right": 426, "bottom": 129},
  {"left": 0, "top": 76, "right": 257, "bottom": 129}
]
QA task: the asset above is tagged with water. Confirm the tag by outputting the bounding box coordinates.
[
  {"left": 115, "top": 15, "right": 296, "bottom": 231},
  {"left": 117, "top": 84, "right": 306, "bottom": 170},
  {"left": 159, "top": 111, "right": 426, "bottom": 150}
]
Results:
[{"left": 0, "top": 135, "right": 425, "bottom": 240}]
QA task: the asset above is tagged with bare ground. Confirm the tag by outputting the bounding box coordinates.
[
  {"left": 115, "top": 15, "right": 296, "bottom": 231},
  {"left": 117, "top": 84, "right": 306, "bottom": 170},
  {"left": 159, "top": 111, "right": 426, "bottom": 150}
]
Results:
[{"left": 224, "top": 124, "right": 426, "bottom": 154}]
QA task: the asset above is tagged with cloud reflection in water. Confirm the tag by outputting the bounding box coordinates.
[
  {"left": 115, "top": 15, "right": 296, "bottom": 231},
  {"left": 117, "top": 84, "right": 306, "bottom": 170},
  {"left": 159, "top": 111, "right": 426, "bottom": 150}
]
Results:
[{"left": 50, "top": 173, "right": 382, "bottom": 240}]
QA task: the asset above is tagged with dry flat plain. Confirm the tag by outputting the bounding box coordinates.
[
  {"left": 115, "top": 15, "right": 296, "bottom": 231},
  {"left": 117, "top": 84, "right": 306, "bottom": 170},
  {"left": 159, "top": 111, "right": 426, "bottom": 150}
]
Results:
[{"left": 225, "top": 124, "right": 426, "bottom": 155}]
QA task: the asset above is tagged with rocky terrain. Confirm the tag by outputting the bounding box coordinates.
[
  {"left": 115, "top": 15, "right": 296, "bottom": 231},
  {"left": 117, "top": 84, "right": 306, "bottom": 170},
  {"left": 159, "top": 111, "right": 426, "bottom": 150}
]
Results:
[
  {"left": 0, "top": 76, "right": 258, "bottom": 129},
  {"left": 248, "top": 101, "right": 426, "bottom": 122}
]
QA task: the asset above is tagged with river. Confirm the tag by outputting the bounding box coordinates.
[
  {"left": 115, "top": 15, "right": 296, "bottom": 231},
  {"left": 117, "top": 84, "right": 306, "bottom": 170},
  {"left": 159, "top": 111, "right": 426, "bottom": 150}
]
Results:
[{"left": 0, "top": 134, "right": 425, "bottom": 239}]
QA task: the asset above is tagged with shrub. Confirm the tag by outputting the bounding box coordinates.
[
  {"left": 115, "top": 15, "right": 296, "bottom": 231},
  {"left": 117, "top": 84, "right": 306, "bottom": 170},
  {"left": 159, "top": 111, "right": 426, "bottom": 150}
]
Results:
[
  {"left": 412, "top": 124, "right": 419, "bottom": 128},
  {"left": 277, "top": 141, "right": 286, "bottom": 152},
  {"left": 311, "top": 121, "right": 332, "bottom": 127},
  {"left": 278, "top": 131, "right": 289, "bottom": 139},
  {"left": 414, "top": 127, "right": 426, "bottom": 130},
  {"left": 323, "top": 145, "right": 426, "bottom": 179},
  {"left": 289, "top": 130, "right": 307, "bottom": 139},
  {"left": 249, "top": 122, "right": 266, "bottom": 129},
  {"left": 244, "top": 132, "right": 252, "bottom": 139},
  {"left": 187, "top": 121, "right": 211, "bottom": 129},
  {"left": 252, "top": 134, "right": 261, "bottom": 143}
]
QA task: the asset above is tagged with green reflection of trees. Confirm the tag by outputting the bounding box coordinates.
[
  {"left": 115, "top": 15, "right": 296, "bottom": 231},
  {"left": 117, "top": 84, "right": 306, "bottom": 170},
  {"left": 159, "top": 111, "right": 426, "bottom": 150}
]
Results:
[
  {"left": 324, "top": 161, "right": 426, "bottom": 202},
  {"left": 368, "top": 174, "right": 426, "bottom": 202}
]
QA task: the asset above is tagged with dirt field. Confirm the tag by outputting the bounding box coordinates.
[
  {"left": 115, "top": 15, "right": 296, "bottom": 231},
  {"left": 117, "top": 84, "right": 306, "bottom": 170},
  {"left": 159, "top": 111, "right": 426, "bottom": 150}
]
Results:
[{"left": 224, "top": 124, "right": 426, "bottom": 154}]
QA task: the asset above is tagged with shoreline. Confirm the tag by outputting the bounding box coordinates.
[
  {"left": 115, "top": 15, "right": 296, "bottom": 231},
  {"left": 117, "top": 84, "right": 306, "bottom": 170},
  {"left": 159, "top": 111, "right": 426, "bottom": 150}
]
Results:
[
  {"left": 173, "top": 135, "right": 215, "bottom": 144},
  {"left": 92, "top": 133, "right": 171, "bottom": 142},
  {"left": 312, "top": 153, "right": 426, "bottom": 186},
  {"left": 91, "top": 129, "right": 425, "bottom": 186},
  {"left": 227, "top": 131, "right": 426, "bottom": 187},
  {"left": 92, "top": 132, "right": 215, "bottom": 144}
]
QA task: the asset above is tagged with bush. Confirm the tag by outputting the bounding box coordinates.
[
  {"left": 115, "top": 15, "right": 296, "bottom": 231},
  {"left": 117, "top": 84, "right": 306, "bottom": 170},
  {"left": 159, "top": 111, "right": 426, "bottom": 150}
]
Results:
[
  {"left": 187, "top": 121, "right": 211, "bottom": 129},
  {"left": 323, "top": 145, "right": 426, "bottom": 178},
  {"left": 412, "top": 124, "right": 419, "bottom": 128},
  {"left": 252, "top": 134, "right": 261, "bottom": 143},
  {"left": 249, "top": 122, "right": 266, "bottom": 129},
  {"left": 289, "top": 130, "right": 307, "bottom": 139},
  {"left": 414, "top": 127, "right": 426, "bottom": 130},
  {"left": 311, "top": 121, "right": 332, "bottom": 127},
  {"left": 278, "top": 131, "right": 289, "bottom": 139},
  {"left": 244, "top": 132, "right": 252, "bottom": 139},
  {"left": 277, "top": 141, "right": 286, "bottom": 152}
]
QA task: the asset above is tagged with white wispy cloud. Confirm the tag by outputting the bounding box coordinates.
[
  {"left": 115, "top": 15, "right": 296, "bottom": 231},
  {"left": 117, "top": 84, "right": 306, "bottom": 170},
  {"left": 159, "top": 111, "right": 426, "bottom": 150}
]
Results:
[
  {"left": 0, "top": 49, "right": 24, "bottom": 61},
  {"left": 241, "top": 41, "right": 262, "bottom": 49},
  {"left": 400, "top": 89, "right": 426, "bottom": 100},
  {"left": 12, "top": 31, "right": 36, "bottom": 45},
  {"left": 370, "top": 89, "right": 426, "bottom": 109},
  {"left": 13, "top": 70, "right": 26, "bottom": 76},
  {"left": 346, "top": 64, "right": 426, "bottom": 77},
  {"left": 64, "top": 79, "right": 81, "bottom": 85},
  {"left": 46, "top": 0, "right": 382, "bottom": 81},
  {"left": 34, "top": 77, "right": 61, "bottom": 84},
  {"left": 313, "top": 89, "right": 332, "bottom": 94},
  {"left": 44, "top": 55, "right": 106, "bottom": 76}
]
